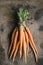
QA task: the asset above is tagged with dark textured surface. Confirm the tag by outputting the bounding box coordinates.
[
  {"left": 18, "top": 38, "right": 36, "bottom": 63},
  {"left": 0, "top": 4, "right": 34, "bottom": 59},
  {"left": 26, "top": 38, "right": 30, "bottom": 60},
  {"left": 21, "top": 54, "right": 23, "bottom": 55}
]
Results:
[
  {"left": 37, "top": 58, "right": 43, "bottom": 65},
  {"left": 34, "top": 8, "right": 43, "bottom": 20},
  {"left": 40, "top": 43, "right": 43, "bottom": 49},
  {"left": 0, "top": 0, "right": 43, "bottom": 65},
  {"left": 39, "top": 26, "right": 43, "bottom": 31}
]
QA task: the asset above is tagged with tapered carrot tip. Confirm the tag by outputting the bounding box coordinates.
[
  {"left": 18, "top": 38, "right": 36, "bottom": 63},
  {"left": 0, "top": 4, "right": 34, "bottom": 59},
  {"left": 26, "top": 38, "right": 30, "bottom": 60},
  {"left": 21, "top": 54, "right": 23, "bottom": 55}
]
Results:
[
  {"left": 13, "top": 57, "right": 15, "bottom": 62},
  {"left": 20, "top": 54, "right": 21, "bottom": 58},
  {"left": 36, "top": 54, "right": 38, "bottom": 62},
  {"left": 23, "top": 56, "right": 27, "bottom": 63}
]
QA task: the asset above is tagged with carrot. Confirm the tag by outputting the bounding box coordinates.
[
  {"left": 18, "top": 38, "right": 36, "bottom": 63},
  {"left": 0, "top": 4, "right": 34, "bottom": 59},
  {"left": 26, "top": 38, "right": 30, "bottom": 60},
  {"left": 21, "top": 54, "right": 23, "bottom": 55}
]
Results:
[
  {"left": 19, "top": 25, "right": 23, "bottom": 58},
  {"left": 26, "top": 27, "right": 37, "bottom": 53},
  {"left": 8, "top": 8, "right": 38, "bottom": 62},
  {"left": 8, "top": 28, "right": 16, "bottom": 54},
  {"left": 30, "top": 41, "right": 38, "bottom": 61},
  {"left": 26, "top": 41, "right": 29, "bottom": 57},
  {"left": 25, "top": 31, "right": 29, "bottom": 44},
  {"left": 24, "top": 31, "right": 29, "bottom": 56},
  {"left": 13, "top": 42, "right": 20, "bottom": 62},
  {"left": 23, "top": 31, "right": 27, "bottom": 62},
  {"left": 10, "top": 31, "right": 18, "bottom": 59},
  {"left": 25, "top": 27, "right": 38, "bottom": 61}
]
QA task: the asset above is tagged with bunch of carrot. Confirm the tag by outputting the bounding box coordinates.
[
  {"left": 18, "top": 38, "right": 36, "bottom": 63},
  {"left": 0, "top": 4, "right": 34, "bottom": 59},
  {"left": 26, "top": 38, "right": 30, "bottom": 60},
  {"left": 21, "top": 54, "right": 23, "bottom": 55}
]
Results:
[{"left": 9, "top": 8, "right": 38, "bottom": 62}]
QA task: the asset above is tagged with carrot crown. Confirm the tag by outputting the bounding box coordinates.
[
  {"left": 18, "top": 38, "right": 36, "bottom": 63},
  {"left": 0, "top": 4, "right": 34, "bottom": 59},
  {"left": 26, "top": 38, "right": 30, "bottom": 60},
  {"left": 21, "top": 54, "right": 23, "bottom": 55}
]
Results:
[{"left": 17, "top": 8, "right": 29, "bottom": 22}]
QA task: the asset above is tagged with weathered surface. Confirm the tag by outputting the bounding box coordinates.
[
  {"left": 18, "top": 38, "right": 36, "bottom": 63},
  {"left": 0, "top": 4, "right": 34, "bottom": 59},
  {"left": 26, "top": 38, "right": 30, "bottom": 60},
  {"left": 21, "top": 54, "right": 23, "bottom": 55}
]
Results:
[{"left": 0, "top": 0, "right": 43, "bottom": 65}]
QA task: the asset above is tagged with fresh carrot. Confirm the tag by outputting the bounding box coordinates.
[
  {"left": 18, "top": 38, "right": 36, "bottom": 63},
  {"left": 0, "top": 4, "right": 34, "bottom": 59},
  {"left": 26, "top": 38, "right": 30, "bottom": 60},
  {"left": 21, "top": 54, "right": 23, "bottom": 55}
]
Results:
[
  {"left": 23, "top": 31, "right": 27, "bottom": 62},
  {"left": 25, "top": 31, "right": 29, "bottom": 44},
  {"left": 26, "top": 27, "right": 37, "bottom": 53},
  {"left": 9, "top": 28, "right": 16, "bottom": 54},
  {"left": 13, "top": 42, "right": 20, "bottom": 62},
  {"left": 24, "top": 31, "right": 29, "bottom": 56},
  {"left": 25, "top": 27, "right": 38, "bottom": 61},
  {"left": 30, "top": 41, "right": 38, "bottom": 61},
  {"left": 10, "top": 31, "right": 18, "bottom": 59},
  {"left": 8, "top": 8, "right": 38, "bottom": 62},
  {"left": 19, "top": 25, "right": 23, "bottom": 58},
  {"left": 27, "top": 44, "right": 29, "bottom": 56}
]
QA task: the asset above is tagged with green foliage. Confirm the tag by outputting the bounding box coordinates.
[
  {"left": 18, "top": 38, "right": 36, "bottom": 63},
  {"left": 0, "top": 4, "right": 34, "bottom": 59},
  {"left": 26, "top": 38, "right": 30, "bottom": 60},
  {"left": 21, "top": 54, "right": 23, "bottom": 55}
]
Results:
[{"left": 18, "top": 8, "right": 29, "bottom": 22}]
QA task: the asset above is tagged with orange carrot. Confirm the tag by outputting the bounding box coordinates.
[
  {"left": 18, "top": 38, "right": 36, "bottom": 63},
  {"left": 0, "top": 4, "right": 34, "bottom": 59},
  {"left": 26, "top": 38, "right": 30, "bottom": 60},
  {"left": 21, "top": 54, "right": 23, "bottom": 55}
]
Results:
[
  {"left": 26, "top": 27, "right": 37, "bottom": 53},
  {"left": 25, "top": 27, "right": 38, "bottom": 61},
  {"left": 19, "top": 25, "right": 23, "bottom": 58},
  {"left": 10, "top": 31, "right": 18, "bottom": 59},
  {"left": 30, "top": 41, "right": 38, "bottom": 61},
  {"left": 25, "top": 31, "right": 29, "bottom": 44},
  {"left": 9, "top": 28, "right": 16, "bottom": 54},
  {"left": 13, "top": 42, "right": 20, "bottom": 62},
  {"left": 24, "top": 31, "right": 29, "bottom": 56},
  {"left": 23, "top": 31, "right": 27, "bottom": 62}
]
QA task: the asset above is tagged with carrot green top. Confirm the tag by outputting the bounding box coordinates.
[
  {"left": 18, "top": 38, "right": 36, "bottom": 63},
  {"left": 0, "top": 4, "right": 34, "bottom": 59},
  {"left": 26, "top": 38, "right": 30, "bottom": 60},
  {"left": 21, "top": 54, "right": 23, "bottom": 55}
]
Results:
[{"left": 17, "top": 8, "right": 29, "bottom": 22}]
